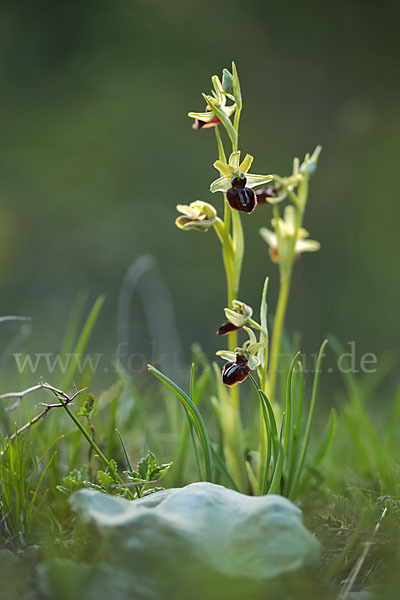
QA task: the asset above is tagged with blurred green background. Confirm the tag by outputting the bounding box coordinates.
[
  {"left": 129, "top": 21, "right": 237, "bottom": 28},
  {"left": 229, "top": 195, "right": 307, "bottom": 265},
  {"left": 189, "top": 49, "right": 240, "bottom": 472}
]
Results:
[{"left": 1, "top": 0, "right": 399, "bottom": 388}]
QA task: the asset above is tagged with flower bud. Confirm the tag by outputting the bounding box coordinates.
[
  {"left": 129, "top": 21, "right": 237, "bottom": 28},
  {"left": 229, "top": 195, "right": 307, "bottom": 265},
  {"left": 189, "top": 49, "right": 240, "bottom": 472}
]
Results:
[{"left": 222, "top": 69, "right": 234, "bottom": 94}]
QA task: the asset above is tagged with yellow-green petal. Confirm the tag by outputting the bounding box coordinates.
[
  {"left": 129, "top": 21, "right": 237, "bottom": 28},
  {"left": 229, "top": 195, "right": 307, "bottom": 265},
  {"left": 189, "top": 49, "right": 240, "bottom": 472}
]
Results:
[
  {"left": 239, "top": 154, "right": 253, "bottom": 173},
  {"left": 216, "top": 350, "right": 237, "bottom": 362},
  {"left": 210, "top": 176, "right": 231, "bottom": 193},
  {"left": 213, "top": 160, "right": 233, "bottom": 178},
  {"left": 246, "top": 173, "right": 273, "bottom": 189}
]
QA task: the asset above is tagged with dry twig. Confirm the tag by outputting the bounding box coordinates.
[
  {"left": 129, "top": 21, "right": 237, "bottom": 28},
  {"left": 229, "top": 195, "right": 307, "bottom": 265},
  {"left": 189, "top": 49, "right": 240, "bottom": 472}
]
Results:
[{"left": 0, "top": 380, "right": 87, "bottom": 457}]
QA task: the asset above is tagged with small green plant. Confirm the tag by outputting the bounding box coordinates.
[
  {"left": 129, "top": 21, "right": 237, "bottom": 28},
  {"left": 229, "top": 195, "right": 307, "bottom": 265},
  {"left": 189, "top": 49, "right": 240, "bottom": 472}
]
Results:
[
  {"left": 83, "top": 459, "right": 131, "bottom": 497},
  {"left": 56, "top": 467, "right": 88, "bottom": 496},
  {"left": 124, "top": 450, "right": 172, "bottom": 498},
  {"left": 58, "top": 449, "right": 172, "bottom": 500},
  {"left": 0, "top": 432, "right": 56, "bottom": 539}
]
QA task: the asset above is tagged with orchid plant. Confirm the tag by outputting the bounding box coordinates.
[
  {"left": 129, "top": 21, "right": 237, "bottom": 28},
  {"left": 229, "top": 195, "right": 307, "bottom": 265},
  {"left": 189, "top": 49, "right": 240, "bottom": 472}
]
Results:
[{"left": 149, "top": 63, "right": 335, "bottom": 497}]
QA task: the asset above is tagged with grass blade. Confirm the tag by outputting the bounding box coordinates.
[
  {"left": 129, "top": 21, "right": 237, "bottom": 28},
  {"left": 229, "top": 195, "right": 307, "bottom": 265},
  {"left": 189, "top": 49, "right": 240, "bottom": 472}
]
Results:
[
  {"left": 289, "top": 339, "right": 328, "bottom": 499},
  {"left": 115, "top": 428, "right": 133, "bottom": 472},
  {"left": 148, "top": 364, "right": 212, "bottom": 481},
  {"left": 286, "top": 362, "right": 304, "bottom": 493},
  {"left": 211, "top": 446, "right": 239, "bottom": 492},
  {"left": 267, "top": 418, "right": 286, "bottom": 495},
  {"left": 295, "top": 407, "right": 336, "bottom": 496},
  {"left": 61, "top": 295, "right": 105, "bottom": 389},
  {"left": 249, "top": 374, "right": 278, "bottom": 494},
  {"left": 283, "top": 351, "right": 302, "bottom": 453}
]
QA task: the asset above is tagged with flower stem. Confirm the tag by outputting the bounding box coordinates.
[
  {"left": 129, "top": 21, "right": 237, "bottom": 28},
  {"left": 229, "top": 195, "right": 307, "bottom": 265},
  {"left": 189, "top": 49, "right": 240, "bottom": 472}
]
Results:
[{"left": 226, "top": 205, "right": 245, "bottom": 410}]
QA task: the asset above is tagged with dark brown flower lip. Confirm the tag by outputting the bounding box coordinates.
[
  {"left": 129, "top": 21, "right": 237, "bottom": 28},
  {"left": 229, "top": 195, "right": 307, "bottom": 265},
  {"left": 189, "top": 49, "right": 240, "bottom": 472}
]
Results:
[
  {"left": 226, "top": 186, "right": 257, "bottom": 214},
  {"left": 222, "top": 354, "right": 250, "bottom": 386},
  {"left": 217, "top": 321, "right": 242, "bottom": 335}
]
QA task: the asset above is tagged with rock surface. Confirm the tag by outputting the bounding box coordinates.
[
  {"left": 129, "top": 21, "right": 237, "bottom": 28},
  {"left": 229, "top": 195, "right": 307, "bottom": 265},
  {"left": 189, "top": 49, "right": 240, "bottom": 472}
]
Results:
[{"left": 64, "top": 482, "right": 321, "bottom": 598}]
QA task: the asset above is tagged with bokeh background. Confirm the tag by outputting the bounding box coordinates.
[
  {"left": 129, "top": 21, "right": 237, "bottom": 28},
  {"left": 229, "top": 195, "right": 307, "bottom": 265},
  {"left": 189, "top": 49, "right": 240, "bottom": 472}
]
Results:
[{"left": 1, "top": 0, "right": 399, "bottom": 391}]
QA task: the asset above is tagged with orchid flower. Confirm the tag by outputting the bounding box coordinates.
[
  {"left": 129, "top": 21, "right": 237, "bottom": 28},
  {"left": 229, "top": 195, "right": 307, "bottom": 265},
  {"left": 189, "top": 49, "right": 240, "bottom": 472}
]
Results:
[
  {"left": 217, "top": 327, "right": 264, "bottom": 386},
  {"left": 210, "top": 151, "right": 272, "bottom": 194},
  {"left": 260, "top": 205, "right": 320, "bottom": 263},
  {"left": 175, "top": 201, "right": 219, "bottom": 232}
]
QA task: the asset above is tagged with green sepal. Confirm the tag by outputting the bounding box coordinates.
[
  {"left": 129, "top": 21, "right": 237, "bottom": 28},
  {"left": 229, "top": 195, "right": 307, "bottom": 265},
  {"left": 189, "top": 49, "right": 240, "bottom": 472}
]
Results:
[
  {"left": 257, "top": 276, "right": 269, "bottom": 369},
  {"left": 231, "top": 62, "right": 242, "bottom": 109}
]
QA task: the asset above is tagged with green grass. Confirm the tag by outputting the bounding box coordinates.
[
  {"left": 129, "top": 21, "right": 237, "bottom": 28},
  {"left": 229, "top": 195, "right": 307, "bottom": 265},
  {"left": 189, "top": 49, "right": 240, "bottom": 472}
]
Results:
[{"left": 0, "top": 305, "right": 400, "bottom": 599}]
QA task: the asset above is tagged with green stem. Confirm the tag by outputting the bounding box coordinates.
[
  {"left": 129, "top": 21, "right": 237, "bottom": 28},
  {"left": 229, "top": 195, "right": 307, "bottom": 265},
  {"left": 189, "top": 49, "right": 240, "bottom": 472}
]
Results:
[
  {"left": 223, "top": 196, "right": 231, "bottom": 239},
  {"left": 231, "top": 209, "right": 244, "bottom": 304},
  {"left": 215, "top": 126, "right": 227, "bottom": 163},
  {"left": 248, "top": 318, "right": 263, "bottom": 332},
  {"left": 226, "top": 204, "right": 245, "bottom": 410},
  {"left": 59, "top": 398, "right": 134, "bottom": 499},
  {"left": 232, "top": 107, "right": 241, "bottom": 151},
  {"left": 221, "top": 206, "right": 235, "bottom": 325},
  {"left": 221, "top": 199, "right": 240, "bottom": 353},
  {"left": 267, "top": 276, "right": 290, "bottom": 407}
]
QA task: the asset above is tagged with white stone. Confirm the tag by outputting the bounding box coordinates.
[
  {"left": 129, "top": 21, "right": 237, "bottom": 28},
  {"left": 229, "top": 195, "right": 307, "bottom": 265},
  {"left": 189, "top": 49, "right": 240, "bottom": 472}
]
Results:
[{"left": 70, "top": 481, "right": 320, "bottom": 582}]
